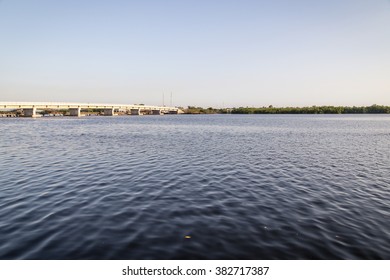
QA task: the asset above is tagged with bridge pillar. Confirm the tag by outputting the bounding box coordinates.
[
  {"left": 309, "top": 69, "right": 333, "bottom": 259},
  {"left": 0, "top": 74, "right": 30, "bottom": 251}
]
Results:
[
  {"left": 152, "top": 109, "right": 162, "bottom": 115},
  {"left": 69, "top": 108, "right": 81, "bottom": 117},
  {"left": 130, "top": 109, "right": 141, "bottom": 115},
  {"left": 24, "top": 108, "right": 37, "bottom": 117},
  {"left": 104, "top": 108, "right": 115, "bottom": 116}
]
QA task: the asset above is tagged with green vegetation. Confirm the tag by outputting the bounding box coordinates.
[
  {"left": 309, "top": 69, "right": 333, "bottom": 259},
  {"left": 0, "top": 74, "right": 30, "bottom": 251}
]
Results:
[
  {"left": 183, "top": 106, "right": 230, "bottom": 114},
  {"left": 182, "top": 104, "right": 390, "bottom": 114},
  {"left": 230, "top": 104, "right": 390, "bottom": 114}
]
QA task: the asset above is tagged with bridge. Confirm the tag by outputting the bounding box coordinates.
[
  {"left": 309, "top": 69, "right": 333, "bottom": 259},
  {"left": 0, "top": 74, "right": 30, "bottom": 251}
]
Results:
[{"left": 0, "top": 102, "right": 183, "bottom": 117}]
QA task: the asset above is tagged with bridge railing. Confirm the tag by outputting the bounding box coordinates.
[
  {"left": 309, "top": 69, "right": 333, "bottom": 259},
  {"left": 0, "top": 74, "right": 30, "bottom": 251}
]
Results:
[{"left": 0, "top": 102, "right": 183, "bottom": 117}]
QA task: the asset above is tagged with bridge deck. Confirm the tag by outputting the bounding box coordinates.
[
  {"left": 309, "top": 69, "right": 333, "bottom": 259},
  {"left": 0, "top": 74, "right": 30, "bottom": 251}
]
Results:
[{"left": 0, "top": 102, "right": 178, "bottom": 111}]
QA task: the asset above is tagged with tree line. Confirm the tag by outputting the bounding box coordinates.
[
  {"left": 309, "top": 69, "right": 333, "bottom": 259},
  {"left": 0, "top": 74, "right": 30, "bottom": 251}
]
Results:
[
  {"left": 230, "top": 105, "right": 390, "bottom": 114},
  {"left": 182, "top": 105, "right": 390, "bottom": 114}
]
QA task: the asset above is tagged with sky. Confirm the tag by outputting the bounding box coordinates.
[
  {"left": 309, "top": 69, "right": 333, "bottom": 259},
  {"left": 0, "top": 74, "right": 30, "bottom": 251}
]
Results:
[{"left": 0, "top": 0, "right": 389, "bottom": 108}]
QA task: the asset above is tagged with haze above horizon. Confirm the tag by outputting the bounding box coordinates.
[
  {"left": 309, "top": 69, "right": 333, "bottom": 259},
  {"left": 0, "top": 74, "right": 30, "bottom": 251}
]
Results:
[{"left": 0, "top": 0, "right": 389, "bottom": 108}]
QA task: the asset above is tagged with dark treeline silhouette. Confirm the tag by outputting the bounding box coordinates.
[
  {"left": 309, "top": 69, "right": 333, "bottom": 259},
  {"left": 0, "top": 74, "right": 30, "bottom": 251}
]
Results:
[
  {"left": 231, "top": 104, "right": 390, "bottom": 114},
  {"left": 183, "top": 106, "right": 230, "bottom": 114}
]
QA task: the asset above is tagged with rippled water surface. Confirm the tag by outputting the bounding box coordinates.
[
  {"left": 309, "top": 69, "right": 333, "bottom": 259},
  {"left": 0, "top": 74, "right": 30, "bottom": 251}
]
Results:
[{"left": 0, "top": 115, "right": 389, "bottom": 259}]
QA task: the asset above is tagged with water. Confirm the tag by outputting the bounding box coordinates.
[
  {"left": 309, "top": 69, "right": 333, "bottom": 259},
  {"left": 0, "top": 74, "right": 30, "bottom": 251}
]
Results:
[{"left": 0, "top": 115, "right": 389, "bottom": 259}]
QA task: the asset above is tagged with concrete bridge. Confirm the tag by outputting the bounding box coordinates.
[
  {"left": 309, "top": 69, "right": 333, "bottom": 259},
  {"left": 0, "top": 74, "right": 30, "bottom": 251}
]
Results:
[{"left": 0, "top": 102, "right": 183, "bottom": 117}]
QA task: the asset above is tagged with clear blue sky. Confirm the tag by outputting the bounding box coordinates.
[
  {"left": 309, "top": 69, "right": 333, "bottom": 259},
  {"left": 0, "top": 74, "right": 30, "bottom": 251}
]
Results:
[{"left": 0, "top": 0, "right": 389, "bottom": 107}]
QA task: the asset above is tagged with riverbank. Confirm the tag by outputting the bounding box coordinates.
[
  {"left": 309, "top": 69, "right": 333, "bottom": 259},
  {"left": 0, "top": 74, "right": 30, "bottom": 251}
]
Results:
[
  {"left": 2, "top": 104, "right": 390, "bottom": 116},
  {"left": 182, "top": 104, "right": 390, "bottom": 114}
]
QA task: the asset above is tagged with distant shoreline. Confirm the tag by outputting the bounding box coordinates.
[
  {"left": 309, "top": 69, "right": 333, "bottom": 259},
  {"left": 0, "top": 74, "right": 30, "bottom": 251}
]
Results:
[
  {"left": 183, "top": 104, "right": 390, "bottom": 114},
  {"left": 2, "top": 104, "right": 390, "bottom": 116}
]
